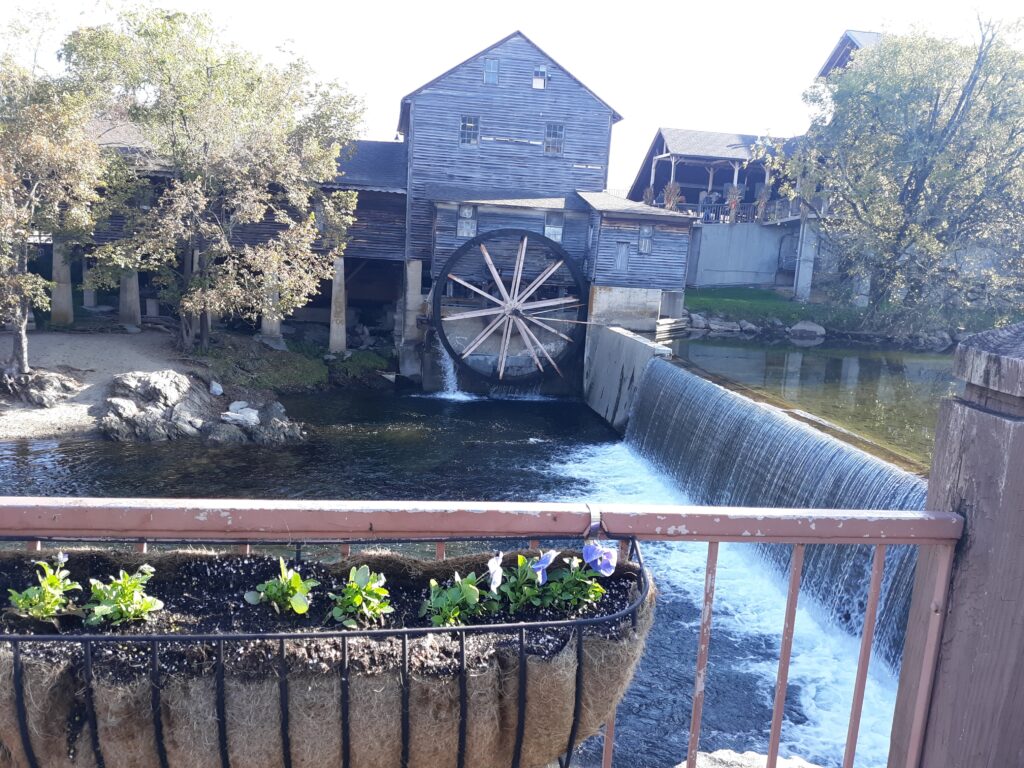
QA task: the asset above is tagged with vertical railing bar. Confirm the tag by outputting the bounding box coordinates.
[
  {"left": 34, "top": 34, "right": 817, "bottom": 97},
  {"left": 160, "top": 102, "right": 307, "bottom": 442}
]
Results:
[
  {"left": 401, "top": 634, "right": 410, "bottom": 768},
  {"left": 435, "top": 541, "right": 446, "bottom": 561},
  {"left": 340, "top": 543, "right": 351, "bottom": 558},
  {"left": 341, "top": 635, "right": 350, "bottom": 768},
  {"left": 843, "top": 544, "right": 887, "bottom": 768},
  {"left": 294, "top": 544, "right": 302, "bottom": 564},
  {"left": 767, "top": 542, "right": 806, "bottom": 768},
  {"left": 511, "top": 627, "right": 528, "bottom": 768},
  {"left": 216, "top": 638, "right": 231, "bottom": 768},
  {"left": 150, "top": 640, "right": 170, "bottom": 768},
  {"left": 25, "top": 540, "right": 41, "bottom": 552},
  {"left": 278, "top": 638, "right": 292, "bottom": 768},
  {"left": 528, "top": 539, "right": 540, "bottom": 551},
  {"left": 457, "top": 631, "right": 468, "bottom": 768},
  {"left": 903, "top": 541, "right": 956, "bottom": 768},
  {"left": 686, "top": 541, "right": 719, "bottom": 768},
  {"left": 136, "top": 540, "right": 148, "bottom": 553},
  {"left": 600, "top": 709, "right": 617, "bottom": 768},
  {"left": 83, "top": 640, "right": 106, "bottom": 768},
  {"left": 560, "top": 626, "right": 586, "bottom": 768},
  {"left": 12, "top": 641, "right": 40, "bottom": 768}
]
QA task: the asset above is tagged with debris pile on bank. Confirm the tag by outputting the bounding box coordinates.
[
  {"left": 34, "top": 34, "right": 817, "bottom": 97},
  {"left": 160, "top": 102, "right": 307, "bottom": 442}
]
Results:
[{"left": 100, "top": 369, "right": 303, "bottom": 444}]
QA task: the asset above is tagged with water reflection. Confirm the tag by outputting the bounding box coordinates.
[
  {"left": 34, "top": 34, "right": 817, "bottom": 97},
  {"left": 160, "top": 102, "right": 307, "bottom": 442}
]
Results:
[{"left": 668, "top": 338, "right": 959, "bottom": 465}]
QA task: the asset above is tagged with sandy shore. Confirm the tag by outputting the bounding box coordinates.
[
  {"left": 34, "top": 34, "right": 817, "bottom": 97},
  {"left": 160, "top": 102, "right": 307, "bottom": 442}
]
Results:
[{"left": 0, "top": 330, "right": 192, "bottom": 441}]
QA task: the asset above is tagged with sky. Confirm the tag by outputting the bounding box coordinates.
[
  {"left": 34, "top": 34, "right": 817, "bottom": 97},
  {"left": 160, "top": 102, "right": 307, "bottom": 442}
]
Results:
[{"left": 4, "top": 0, "right": 1022, "bottom": 191}]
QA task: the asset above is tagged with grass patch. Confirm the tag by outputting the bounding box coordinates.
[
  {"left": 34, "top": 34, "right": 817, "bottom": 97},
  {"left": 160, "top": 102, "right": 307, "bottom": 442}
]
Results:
[
  {"left": 198, "top": 333, "right": 328, "bottom": 393},
  {"left": 684, "top": 288, "right": 865, "bottom": 330},
  {"left": 327, "top": 350, "right": 394, "bottom": 388}
]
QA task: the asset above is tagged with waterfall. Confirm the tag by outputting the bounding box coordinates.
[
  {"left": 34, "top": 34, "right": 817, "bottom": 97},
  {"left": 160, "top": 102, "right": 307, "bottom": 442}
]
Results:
[
  {"left": 432, "top": 340, "right": 479, "bottom": 401},
  {"left": 625, "top": 357, "right": 927, "bottom": 668}
]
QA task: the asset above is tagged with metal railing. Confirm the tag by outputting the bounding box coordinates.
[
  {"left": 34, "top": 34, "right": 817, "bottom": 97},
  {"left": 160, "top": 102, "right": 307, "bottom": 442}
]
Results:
[{"left": 0, "top": 497, "right": 963, "bottom": 768}]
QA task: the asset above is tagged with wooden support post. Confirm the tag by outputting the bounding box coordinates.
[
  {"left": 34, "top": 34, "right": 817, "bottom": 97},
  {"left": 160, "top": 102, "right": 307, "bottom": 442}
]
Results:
[
  {"left": 649, "top": 155, "right": 658, "bottom": 188},
  {"left": 731, "top": 161, "right": 740, "bottom": 189},
  {"left": 50, "top": 239, "right": 74, "bottom": 326},
  {"left": 669, "top": 157, "right": 677, "bottom": 184},
  {"left": 890, "top": 324, "right": 1024, "bottom": 768},
  {"left": 329, "top": 256, "right": 347, "bottom": 353},
  {"left": 706, "top": 166, "right": 715, "bottom": 193}
]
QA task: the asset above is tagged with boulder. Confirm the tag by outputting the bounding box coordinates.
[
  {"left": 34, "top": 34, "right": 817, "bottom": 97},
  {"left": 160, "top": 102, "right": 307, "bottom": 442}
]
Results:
[
  {"left": 228, "top": 400, "right": 250, "bottom": 412},
  {"left": 684, "top": 751, "right": 823, "bottom": 768},
  {"left": 221, "top": 408, "right": 260, "bottom": 428},
  {"left": 111, "top": 370, "right": 191, "bottom": 408},
  {"left": 707, "top": 318, "right": 742, "bottom": 333},
  {"left": 689, "top": 313, "right": 709, "bottom": 330},
  {"left": 4, "top": 370, "right": 82, "bottom": 408},
  {"left": 739, "top": 320, "right": 760, "bottom": 334},
  {"left": 206, "top": 422, "right": 249, "bottom": 444},
  {"left": 788, "top": 320, "right": 826, "bottom": 339},
  {"left": 209, "top": 380, "right": 224, "bottom": 396}
]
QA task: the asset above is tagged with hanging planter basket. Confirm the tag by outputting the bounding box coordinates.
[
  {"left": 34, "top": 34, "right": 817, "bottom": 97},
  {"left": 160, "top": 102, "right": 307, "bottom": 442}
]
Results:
[{"left": 0, "top": 545, "right": 654, "bottom": 768}]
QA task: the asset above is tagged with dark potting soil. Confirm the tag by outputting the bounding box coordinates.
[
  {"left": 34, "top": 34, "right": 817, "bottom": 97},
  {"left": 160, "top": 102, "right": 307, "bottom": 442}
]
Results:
[{"left": 0, "top": 549, "right": 646, "bottom": 682}]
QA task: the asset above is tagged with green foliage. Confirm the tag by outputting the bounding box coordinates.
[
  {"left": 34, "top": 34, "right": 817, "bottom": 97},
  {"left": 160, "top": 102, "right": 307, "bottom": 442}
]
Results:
[
  {"left": 764, "top": 23, "right": 1024, "bottom": 330},
  {"left": 199, "top": 332, "right": 328, "bottom": 393},
  {"left": 499, "top": 554, "right": 551, "bottom": 613},
  {"left": 245, "top": 558, "right": 319, "bottom": 616},
  {"left": 85, "top": 564, "right": 163, "bottom": 626},
  {"left": 545, "top": 557, "right": 605, "bottom": 611},
  {"left": 328, "top": 565, "right": 393, "bottom": 628},
  {"left": 62, "top": 9, "right": 363, "bottom": 349},
  {"left": 420, "top": 572, "right": 498, "bottom": 627},
  {"left": 7, "top": 554, "right": 81, "bottom": 622}
]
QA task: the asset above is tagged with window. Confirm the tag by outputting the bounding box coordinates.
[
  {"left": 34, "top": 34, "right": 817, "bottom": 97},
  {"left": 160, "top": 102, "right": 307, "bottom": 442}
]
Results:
[
  {"left": 483, "top": 58, "right": 499, "bottom": 85},
  {"left": 457, "top": 204, "right": 477, "bottom": 238},
  {"left": 533, "top": 65, "right": 548, "bottom": 89},
  {"left": 544, "top": 123, "right": 564, "bottom": 154},
  {"left": 460, "top": 116, "right": 480, "bottom": 145},
  {"left": 615, "top": 242, "right": 630, "bottom": 271},
  {"left": 639, "top": 224, "right": 654, "bottom": 255},
  {"left": 544, "top": 212, "right": 564, "bottom": 243}
]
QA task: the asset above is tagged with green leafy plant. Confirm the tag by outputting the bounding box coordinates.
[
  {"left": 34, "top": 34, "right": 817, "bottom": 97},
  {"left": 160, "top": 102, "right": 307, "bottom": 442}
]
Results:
[
  {"left": 545, "top": 557, "right": 606, "bottom": 611},
  {"left": 420, "top": 572, "right": 498, "bottom": 627},
  {"left": 498, "top": 554, "right": 552, "bottom": 613},
  {"left": 7, "top": 553, "right": 82, "bottom": 623},
  {"left": 328, "top": 565, "right": 393, "bottom": 628},
  {"left": 85, "top": 564, "right": 163, "bottom": 626},
  {"left": 245, "top": 558, "right": 319, "bottom": 615}
]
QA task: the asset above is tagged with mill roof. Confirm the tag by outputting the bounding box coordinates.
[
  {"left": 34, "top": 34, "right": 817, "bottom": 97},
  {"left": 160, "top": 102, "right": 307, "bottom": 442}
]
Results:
[
  {"left": 577, "top": 191, "right": 694, "bottom": 220},
  {"left": 331, "top": 140, "right": 408, "bottom": 193}
]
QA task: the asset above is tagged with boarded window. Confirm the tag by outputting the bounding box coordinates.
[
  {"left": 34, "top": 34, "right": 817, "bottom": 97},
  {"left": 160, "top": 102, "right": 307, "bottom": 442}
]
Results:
[
  {"left": 544, "top": 212, "right": 564, "bottom": 243},
  {"left": 460, "top": 116, "right": 480, "bottom": 145},
  {"left": 615, "top": 242, "right": 630, "bottom": 271},
  {"left": 533, "top": 65, "right": 548, "bottom": 89},
  {"left": 483, "top": 58, "right": 499, "bottom": 85},
  {"left": 544, "top": 123, "right": 564, "bottom": 154},
  {"left": 457, "top": 204, "right": 477, "bottom": 238},
  {"left": 639, "top": 224, "right": 654, "bottom": 255}
]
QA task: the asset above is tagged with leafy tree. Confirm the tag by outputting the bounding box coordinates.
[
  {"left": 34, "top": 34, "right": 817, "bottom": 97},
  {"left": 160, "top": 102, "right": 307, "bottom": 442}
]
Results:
[
  {"left": 62, "top": 10, "right": 361, "bottom": 350},
  {"left": 768, "top": 21, "right": 1024, "bottom": 329},
  {"left": 0, "top": 19, "right": 106, "bottom": 375}
]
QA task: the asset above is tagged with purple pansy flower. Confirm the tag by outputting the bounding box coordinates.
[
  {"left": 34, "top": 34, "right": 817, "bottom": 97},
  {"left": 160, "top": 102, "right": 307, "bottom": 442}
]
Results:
[
  {"left": 582, "top": 541, "right": 617, "bottom": 577},
  {"left": 56, "top": 551, "right": 69, "bottom": 565},
  {"left": 487, "top": 552, "right": 504, "bottom": 593},
  {"left": 531, "top": 550, "right": 560, "bottom": 586}
]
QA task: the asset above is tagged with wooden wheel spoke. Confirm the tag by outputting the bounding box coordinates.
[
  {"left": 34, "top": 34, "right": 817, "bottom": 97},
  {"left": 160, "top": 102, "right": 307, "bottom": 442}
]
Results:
[
  {"left": 461, "top": 313, "right": 506, "bottom": 358},
  {"left": 513, "top": 316, "right": 544, "bottom": 373},
  {"left": 479, "top": 244, "right": 511, "bottom": 303},
  {"left": 517, "top": 260, "right": 564, "bottom": 304},
  {"left": 510, "top": 235, "right": 528, "bottom": 303},
  {"left": 442, "top": 306, "right": 506, "bottom": 322},
  {"left": 523, "top": 313, "right": 573, "bottom": 342},
  {"left": 519, "top": 295, "right": 580, "bottom": 312},
  {"left": 447, "top": 274, "right": 503, "bottom": 305},
  {"left": 496, "top": 318, "right": 514, "bottom": 380},
  {"left": 519, "top": 317, "right": 562, "bottom": 377}
]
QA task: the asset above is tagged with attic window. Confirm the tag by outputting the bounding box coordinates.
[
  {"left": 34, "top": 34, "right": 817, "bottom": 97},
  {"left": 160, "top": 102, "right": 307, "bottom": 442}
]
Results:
[
  {"left": 639, "top": 224, "right": 654, "bottom": 254},
  {"left": 457, "top": 204, "right": 477, "bottom": 238},
  {"left": 544, "top": 212, "right": 564, "bottom": 243},
  {"left": 544, "top": 123, "right": 564, "bottom": 154},
  {"left": 533, "top": 65, "right": 548, "bottom": 89},
  {"left": 483, "top": 58, "right": 499, "bottom": 85},
  {"left": 460, "top": 115, "right": 480, "bottom": 146}
]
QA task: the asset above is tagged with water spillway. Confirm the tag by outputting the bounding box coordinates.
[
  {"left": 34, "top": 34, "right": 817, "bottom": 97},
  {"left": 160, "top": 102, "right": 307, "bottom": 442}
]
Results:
[{"left": 625, "top": 357, "right": 927, "bottom": 667}]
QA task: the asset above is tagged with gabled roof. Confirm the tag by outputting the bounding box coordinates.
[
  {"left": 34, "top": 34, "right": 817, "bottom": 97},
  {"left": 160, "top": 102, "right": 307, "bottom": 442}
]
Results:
[
  {"left": 331, "top": 140, "right": 407, "bottom": 193},
  {"left": 658, "top": 128, "right": 761, "bottom": 161},
  {"left": 397, "top": 31, "right": 622, "bottom": 135},
  {"left": 425, "top": 183, "right": 589, "bottom": 211},
  {"left": 818, "top": 30, "right": 883, "bottom": 78},
  {"left": 577, "top": 190, "right": 694, "bottom": 221}
]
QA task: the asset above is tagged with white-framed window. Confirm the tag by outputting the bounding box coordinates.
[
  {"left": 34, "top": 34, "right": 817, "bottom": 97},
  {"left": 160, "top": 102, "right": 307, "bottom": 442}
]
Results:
[
  {"left": 639, "top": 224, "right": 654, "bottom": 254},
  {"left": 544, "top": 123, "right": 564, "bottom": 154},
  {"left": 544, "top": 212, "right": 564, "bottom": 243},
  {"left": 457, "top": 204, "right": 477, "bottom": 238},
  {"left": 483, "top": 58, "right": 499, "bottom": 85},
  {"left": 615, "top": 242, "right": 630, "bottom": 271},
  {"left": 533, "top": 65, "right": 548, "bottom": 89},
  {"left": 460, "top": 115, "right": 480, "bottom": 145}
]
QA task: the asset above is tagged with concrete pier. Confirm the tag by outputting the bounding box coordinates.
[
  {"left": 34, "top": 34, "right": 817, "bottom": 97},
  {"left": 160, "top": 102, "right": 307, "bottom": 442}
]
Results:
[
  {"left": 583, "top": 325, "right": 670, "bottom": 433},
  {"left": 50, "top": 241, "right": 74, "bottom": 326},
  {"left": 119, "top": 270, "right": 141, "bottom": 326},
  {"left": 328, "top": 256, "right": 347, "bottom": 353}
]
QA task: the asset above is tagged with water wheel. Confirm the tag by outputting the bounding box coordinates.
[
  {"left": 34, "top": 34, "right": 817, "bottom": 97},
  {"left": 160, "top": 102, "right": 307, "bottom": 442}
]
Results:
[{"left": 432, "top": 228, "right": 587, "bottom": 384}]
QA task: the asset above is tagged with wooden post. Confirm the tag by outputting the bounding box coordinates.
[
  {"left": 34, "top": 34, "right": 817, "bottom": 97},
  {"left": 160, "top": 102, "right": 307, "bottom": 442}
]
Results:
[
  {"left": 119, "top": 270, "right": 141, "bottom": 326},
  {"left": 669, "top": 157, "right": 677, "bottom": 184},
  {"left": 731, "top": 161, "right": 740, "bottom": 189},
  {"left": 50, "top": 239, "right": 74, "bottom": 326},
  {"left": 890, "top": 323, "right": 1024, "bottom": 768},
  {"left": 706, "top": 166, "right": 715, "bottom": 193}
]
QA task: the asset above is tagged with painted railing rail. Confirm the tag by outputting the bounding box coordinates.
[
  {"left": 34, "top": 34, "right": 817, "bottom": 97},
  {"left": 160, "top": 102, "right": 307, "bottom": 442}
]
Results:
[{"left": 0, "top": 497, "right": 962, "bottom": 768}]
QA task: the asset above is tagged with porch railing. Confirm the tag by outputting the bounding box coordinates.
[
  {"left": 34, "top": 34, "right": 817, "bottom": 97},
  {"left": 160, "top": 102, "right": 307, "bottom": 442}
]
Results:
[{"left": 0, "top": 497, "right": 963, "bottom": 768}]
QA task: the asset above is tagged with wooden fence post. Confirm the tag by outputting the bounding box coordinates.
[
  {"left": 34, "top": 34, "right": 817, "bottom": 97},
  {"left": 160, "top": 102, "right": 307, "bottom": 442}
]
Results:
[{"left": 890, "top": 324, "right": 1024, "bottom": 768}]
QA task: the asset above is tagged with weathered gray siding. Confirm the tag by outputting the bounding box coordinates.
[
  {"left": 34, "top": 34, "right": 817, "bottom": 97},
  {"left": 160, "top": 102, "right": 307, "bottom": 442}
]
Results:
[
  {"left": 344, "top": 191, "right": 406, "bottom": 261},
  {"left": 593, "top": 217, "right": 689, "bottom": 291},
  {"left": 406, "top": 34, "right": 615, "bottom": 265}
]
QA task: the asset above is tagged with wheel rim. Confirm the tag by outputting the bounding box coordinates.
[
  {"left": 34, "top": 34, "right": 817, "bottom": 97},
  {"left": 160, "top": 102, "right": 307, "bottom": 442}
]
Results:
[{"left": 432, "top": 228, "right": 587, "bottom": 384}]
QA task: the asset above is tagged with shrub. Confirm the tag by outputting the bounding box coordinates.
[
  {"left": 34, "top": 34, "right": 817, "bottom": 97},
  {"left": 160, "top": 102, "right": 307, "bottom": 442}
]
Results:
[
  {"left": 328, "top": 565, "right": 393, "bottom": 628},
  {"left": 245, "top": 557, "right": 319, "bottom": 615},
  {"left": 85, "top": 564, "right": 163, "bottom": 626},
  {"left": 7, "top": 553, "right": 81, "bottom": 623},
  {"left": 420, "top": 571, "right": 498, "bottom": 626}
]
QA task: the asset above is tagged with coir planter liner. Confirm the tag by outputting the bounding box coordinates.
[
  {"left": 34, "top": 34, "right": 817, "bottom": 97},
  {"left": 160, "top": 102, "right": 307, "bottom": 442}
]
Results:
[{"left": 0, "top": 546, "right": 654, "bottom": 768}]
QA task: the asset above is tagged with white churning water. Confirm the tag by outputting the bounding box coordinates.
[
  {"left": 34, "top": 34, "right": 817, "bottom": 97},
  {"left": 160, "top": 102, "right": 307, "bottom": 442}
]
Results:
[{"left": 547, "top": 442, "right": 898, "bottom": 768}]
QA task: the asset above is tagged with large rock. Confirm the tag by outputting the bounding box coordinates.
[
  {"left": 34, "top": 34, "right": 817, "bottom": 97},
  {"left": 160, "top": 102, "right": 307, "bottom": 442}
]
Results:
[
  {"left": 788, "top": 320, "right": 826, "bottom": 339},
  {"left": 689, "top": 313, "right": 709, "bottom": 330},
  {"left": 707, "top": 317, "right": 742, "bottom": 333},
  {"left": 6, "top": 370, "right": 83, "bottom": 408},
  {"left": 739, "top": 320, "right": 760, "bottom": 334},
  {"left": 682, "top": 750, "right": 823, "bottom": 768},
  {"left": 100, "top": 369, "right": 302, "bottom": 444}
]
